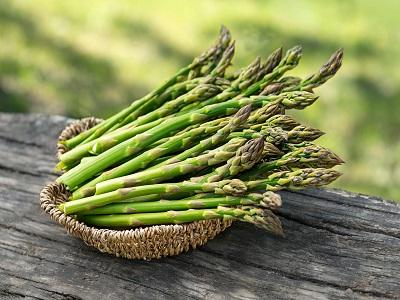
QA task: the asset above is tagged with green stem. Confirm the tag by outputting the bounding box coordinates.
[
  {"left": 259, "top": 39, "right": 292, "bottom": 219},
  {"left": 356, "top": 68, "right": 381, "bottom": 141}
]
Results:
[{"left": 60, "top": 179, "right": 248, "bottom": 215}]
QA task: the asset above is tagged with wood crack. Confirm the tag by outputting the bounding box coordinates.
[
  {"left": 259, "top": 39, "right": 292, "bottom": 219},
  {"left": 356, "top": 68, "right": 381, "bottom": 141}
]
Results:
[
  {"left": 200, "top": 248, "right": 396, "bottom": 299},
  {"left": 0, "top": 134, "right": 44, "bottom": 149},
  {"left": 0, "top": 163, "right": 42, "bottom": 177},
  {"left": 278, "top": 207, "right": 400, "bottom": 240}
]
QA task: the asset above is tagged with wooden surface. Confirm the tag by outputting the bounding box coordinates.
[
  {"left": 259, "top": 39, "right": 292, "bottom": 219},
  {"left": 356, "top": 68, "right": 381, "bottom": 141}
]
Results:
[{"left": 0, "top": 113, "right": 399, "bottom": 300}]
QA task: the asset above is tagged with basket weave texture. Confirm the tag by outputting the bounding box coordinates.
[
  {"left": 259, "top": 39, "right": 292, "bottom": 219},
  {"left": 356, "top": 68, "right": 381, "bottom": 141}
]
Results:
[{"left": 40, "top": 118, "right": 232, "bottom": 260}]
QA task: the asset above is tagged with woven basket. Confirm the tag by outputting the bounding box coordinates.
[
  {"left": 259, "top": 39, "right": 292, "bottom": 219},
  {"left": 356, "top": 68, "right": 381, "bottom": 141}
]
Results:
[{"left": 40, "top": 118, "right": 232, "bottom": 260}]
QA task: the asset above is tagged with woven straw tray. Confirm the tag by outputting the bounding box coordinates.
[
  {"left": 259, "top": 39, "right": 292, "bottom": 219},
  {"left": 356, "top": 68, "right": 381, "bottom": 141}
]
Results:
[{"left": 40, "top": 118, "right": 232, "bottom": 260}]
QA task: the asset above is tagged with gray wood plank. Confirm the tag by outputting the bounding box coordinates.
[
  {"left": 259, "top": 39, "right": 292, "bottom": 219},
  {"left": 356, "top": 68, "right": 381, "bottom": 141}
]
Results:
[{"left": 0, "top": 113, "right": 399, "bottom": 300}]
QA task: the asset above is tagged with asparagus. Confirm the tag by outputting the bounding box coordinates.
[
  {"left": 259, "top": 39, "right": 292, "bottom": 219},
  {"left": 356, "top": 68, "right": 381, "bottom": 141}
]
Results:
[
  {"left": 147, "top": 116, "right": 230, "bottom": 150},
  {"left": 255, "top": 47, "right": 284, "bottom": 80},
  {"left": 262, "top": 142, "right": 284, "bottom": 158},
  {"left": 113, "top": 77, "right": 230, "bottom": 131},
  {"left": 286, "top": 125, "right": 325, "bottom": 143},
  {"left": 298, "top": 48, "right": 344, "bottom": 92},
  {"left": 246, "top": 168, "right": 342, "bottom": 191},
  {"left": 78, "top": 205, "right": 284, "bottom": 236},
  {"left": 264, "top": 114, "right": 301, "bottom": 130},
  {"left": 188, "top": 26, "right": 232, "bottom": 79},
  {"left": 72, "top": 106, "right": 247, "bottom": 199},
  {"left": 150, "top": 104, "right": 252, "bottom": 167},
  {"left": 179, "top": 56, "right": 262, "bottom": 113},
  {"left": 198, "top": 137, "right": 265, "bottom": 183},
  {"left": 112, "top": 37, "right": 235, "bottom": 131},
  {"left": 93, "top": 138, "right": 248, "bottom": 195},
  {"left": 240, "top": 145, "right": 344, "bottom": 180},
  {"left": 180, "top": 45, "right": 297, "bottom": 113},
  {"left": 116, "top": 80, "right": 227, "bottom": 132},
  {"left": 259, "top": 76, "right": 301, "bottom": 96},
  {"left": 78, "top": 191, "right": 282, "bottom": 215},
  {"left": 57, "top": 91, "right": 317, "bottom": 190},
  {"left": 230, "top": 123, "right": 323, "bottom": 145},
  {"left": 229, "top": 126, "right": 288, "bottom": 145},
  {"left": 61, "top": 26, "right": 232, "bottom": 149},
  {"left": 60, "top": 168, "right": 339, "bottom": 215},
  {"left": 56, "top": 119, "right": 163, "bottom": 170},
  {"left": 60, "top": 179, "right": 249, "bottom": 214}
]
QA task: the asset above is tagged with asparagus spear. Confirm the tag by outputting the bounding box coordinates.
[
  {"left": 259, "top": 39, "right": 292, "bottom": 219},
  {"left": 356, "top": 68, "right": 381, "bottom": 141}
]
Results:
[
  {"left": 112, "top": 76, "right": 230, "bottom": 132},
  {"left": 262, "top": 142, "right": 284, "bottom": 158},
  {"left": 240, "top": 145, "right": 344, "bottom": 180},
  {"left": 60, "top": 179, "right": 248, "bottom": 214},
  {"left": 286, "top": 125, "right": 325, "bottom": 143},
  {"left": 198, "top": 137, "right": 265, "bottom": 183},
  {"left": 78, "top": 191, "right": 282, "bottom": 215},
  {"left": 298, "top": 48, "right": 344, "bottom": 92},
  {"left": 229, "top": 124, "right": 323, "bottom": 145},
  {"left": 179, "top": 56, "right": 263, "bottom": 113},
  {"left": 229, "top": 126, "right": 288, "bottom": 145},
  {"left": 149, "top": 104, "right": 252, "bottom": 167},
  {"left": 61, "top": 26, "right": 232, "bottom": 149},
  {"left": 109, "top": 35, "right": 235, "bottom": 132},
  {"left": 56, "top": 119, "right": 163, "bottom": 170},
  {"left": 187, "top": 26, "right": 232, "bottom": 79},
  {"left": 70, "top": 108, "right": 248, "bottom": 200},
  {"left": 114, "top": 80, "right": 226, "bottom": 133},
  {"left": 57, "top": 91, "right": 317, "bottom": 189},
  {"left": 93, "top": 138, "right": 248, "bottom": 195},
  {"left": 60, "top": 168, "right": 339, "bottom": 215},
  {"left": 264, "top": 114, "right": 301, "bottom": 130},
  {"left": 78, "top": 205, "right": 284, "bottom": 236},
  {"left": 246, "top": 168, "right": 342, "bottom": 191},
  {"left": 180, "top": 45, "right": 296, "bottom": 113}
]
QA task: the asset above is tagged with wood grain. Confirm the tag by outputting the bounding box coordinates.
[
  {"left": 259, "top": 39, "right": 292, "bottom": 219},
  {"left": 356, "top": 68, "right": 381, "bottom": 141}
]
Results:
[{"left": 0, "top": 113, "right": 399, "bottom": 300}]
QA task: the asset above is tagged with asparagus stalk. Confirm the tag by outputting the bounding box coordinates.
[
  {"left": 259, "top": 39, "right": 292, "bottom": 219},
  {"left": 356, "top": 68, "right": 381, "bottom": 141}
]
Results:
[
  {"left": 198, "top": 137, "right": 265, "bottom": 183},
  {"left": 71, "top": 118, "right": 231, "bottom": 199},
  {"left": 56, "top": 119, "right": 163, "bottom": 170},
  {"left": 229, "top": 123, "right": 323, "bottom": 145},
  {"left": 57, "top": 91, "right": 317, "bottom": 190},
  {"left": 264, "top": 114, "right": 301, "bottom": 130},
  {"left": 262, "top": 142, "right": 284, "bottom": 158},
  {"left": 179, "top": 45, "right": 294, "bottom": 113},
  {"left": 108, "top": 77, "right": 228, "bottom": 132},
  {"left": 229, "top": 126, "right": 288, "bottom": 145},
  {"left": 112, "top": 36, "right": 235, "bottom": 131},
  {"left": 179, "top": 55, "right": 263, "bottom": 113},
  {"left": 78, "top": 191, "right": 282, "bottom": 215},
  {"left": 78, "top": 205, "right": 284, "bottom": 236},
  {"left": 240, "top": 145, "right": 344, "bottom": 180},
  {"left": 246, "top": 168, "right": 342, "bottom": 191},
  {"left": 149, "top": 104, "right": 252, "bottom": 168},
  {"left": 298, "top": 48, "right": 344, "bottom": 92},
  {"left": 61, "top": 26, "right": 232, "bottom": 149},
  {"left": 116, "top": 80, "right": 227, "bottom": 132},
  {"left": 93, "top": 138, "right": 248, "bottom": 195},
  {"left": 60, "top": 168, "right": 339, "bottom": 215},
  {"left": 187, "top": 26, "right": 232, "bottom": 79},
  {"left": 286, "top": 125, "right": 325, "bottom": 143},
  {"left": 60, "top": 179, "right": 248, "bottom": 214}
]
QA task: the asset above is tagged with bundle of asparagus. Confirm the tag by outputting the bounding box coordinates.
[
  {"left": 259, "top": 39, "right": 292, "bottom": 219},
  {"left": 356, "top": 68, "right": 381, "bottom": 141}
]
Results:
[{"left": 56, "top": 26, "right": 344, "bottom": 236}]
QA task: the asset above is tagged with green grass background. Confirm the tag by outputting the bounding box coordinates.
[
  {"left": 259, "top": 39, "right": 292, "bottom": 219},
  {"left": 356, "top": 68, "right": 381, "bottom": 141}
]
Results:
[{"left": 0, "top": 0, "right": 399, "bottom": 200}]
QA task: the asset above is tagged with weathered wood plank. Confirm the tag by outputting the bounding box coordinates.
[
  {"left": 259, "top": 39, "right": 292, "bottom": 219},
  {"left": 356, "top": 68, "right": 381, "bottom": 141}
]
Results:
[{"left": 0, "top": 113, "right": 399, "bottom": 300}]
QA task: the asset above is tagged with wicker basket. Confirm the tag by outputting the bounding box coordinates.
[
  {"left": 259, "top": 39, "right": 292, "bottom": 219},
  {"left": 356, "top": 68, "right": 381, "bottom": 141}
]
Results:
[{"left": 40, "top": 118, "right": 232, "bottom": 260}]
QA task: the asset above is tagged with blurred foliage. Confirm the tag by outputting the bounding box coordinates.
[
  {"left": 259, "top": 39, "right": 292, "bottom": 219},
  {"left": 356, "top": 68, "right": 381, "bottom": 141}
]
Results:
[{"left": 0, "top": 0, "right": 399, "bottom": 200}]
